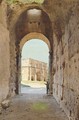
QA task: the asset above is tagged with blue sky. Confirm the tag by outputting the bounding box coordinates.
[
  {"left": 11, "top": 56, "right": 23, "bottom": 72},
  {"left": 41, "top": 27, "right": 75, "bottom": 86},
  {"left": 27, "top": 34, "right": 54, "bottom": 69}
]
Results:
[{"left": 22, "top": 39, "right": 49, "bottom": 63}]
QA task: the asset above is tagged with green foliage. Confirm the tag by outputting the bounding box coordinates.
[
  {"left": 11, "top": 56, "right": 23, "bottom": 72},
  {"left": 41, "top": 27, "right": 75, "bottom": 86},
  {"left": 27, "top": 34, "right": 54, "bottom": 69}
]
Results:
[
  {"left": 6, "top": 0, "right": 44, "bottom": 4},
  {"left": 6, "top": 0, "right": 17, "bottom": 4}
]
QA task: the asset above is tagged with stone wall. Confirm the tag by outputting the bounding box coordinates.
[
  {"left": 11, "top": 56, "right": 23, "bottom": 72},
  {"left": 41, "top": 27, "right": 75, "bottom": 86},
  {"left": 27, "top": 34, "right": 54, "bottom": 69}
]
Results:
[
  {"left": 0, "top": 1, "right": 10, "bottom": 102},
  {"left": 53, "top": 8, "right": 79, "bottom": 120}
]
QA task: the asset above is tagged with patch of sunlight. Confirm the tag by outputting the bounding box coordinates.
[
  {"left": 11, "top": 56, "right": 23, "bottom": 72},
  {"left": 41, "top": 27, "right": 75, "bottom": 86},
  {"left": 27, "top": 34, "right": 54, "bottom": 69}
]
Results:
[
  {"left": 21, "top": 80, "right": 46, "bottom": 88},
  {"left": 32, "top": 102, "right": 48, "bottom": 111},
  {"left": 19, "top": 0, "right": 44, "bottom": 4},
  {"left": 7, "top": 0, "right": 44, "bottom": 4}
]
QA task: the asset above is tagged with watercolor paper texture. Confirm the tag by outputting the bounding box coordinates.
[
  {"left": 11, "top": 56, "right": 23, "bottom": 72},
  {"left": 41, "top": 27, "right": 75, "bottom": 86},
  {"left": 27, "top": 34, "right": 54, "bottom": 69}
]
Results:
[{"left": 0, "top": 0, "right": 79, "bottom": 120}]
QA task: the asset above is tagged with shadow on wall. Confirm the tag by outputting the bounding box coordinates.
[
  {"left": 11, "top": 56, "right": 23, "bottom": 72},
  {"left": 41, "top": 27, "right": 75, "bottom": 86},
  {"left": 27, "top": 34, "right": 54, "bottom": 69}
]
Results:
[
  {"left": 76, "top": 104, "right": 79, "bottom": 120},
  {"left": 0, "top": 0, "right": 2, "bottom": 3}
]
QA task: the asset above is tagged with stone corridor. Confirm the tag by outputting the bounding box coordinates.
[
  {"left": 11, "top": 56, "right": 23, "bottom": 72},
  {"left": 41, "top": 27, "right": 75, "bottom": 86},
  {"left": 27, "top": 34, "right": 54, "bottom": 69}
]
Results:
[
  {"left": 0, "top": 94, "right": 68, "bottom": 120},
  {"left": 0, "top": 0, "right": 79, "bottom": 120}
]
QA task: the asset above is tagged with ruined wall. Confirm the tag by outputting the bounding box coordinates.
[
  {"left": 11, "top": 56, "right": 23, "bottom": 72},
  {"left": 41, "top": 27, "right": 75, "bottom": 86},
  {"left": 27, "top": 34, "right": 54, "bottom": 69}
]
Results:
[
  {"left": 53, "top": 7, "right": 79, "bottom": 120},
  {"left": 0, "top": 1, "right": 10, "bottom": 102}
]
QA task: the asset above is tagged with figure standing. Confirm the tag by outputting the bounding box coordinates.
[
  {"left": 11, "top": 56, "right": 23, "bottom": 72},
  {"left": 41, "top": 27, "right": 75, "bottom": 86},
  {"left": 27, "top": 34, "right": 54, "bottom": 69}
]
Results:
[{"left": 46, "top": 81, "right": 49, "bottom": 94}]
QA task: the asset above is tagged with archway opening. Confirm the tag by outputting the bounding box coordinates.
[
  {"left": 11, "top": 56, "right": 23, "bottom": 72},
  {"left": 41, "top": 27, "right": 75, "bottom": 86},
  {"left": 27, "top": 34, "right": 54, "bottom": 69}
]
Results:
[
  {"left": 10, "top": 6, "right": 53, "bottom": 94},
  {"left": 20, "top": 39, "right": 49, "bottom": 94}
]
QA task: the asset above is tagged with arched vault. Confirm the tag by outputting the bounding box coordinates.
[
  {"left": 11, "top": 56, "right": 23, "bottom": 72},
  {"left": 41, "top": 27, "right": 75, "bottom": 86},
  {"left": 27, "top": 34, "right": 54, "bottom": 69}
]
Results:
[
  {"left": 20, "top": 32, "right": 50, "bottom": 50},
  {"left": 10, "top": 5, "right": 53, "bottom": 50}
]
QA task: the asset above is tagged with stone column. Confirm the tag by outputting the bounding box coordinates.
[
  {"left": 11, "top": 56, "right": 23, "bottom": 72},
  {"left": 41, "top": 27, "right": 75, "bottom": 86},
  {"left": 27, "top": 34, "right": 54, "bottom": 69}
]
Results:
[
  {"left": 29, "top": 66, "right": 31, "bottom": 81},
  {"left": 42, "top": 66, "right": 44, "bottom": 81},
  {"left": 28, "top": 66, "right": 30, "bottom": 81},
  {"left": 48, "top": 50, "right": 53, "bottom": 95},
  {"left": 26, "top": 66, "right": 28, "bottom": 80},
  {"left": 35, "top": 65, "right": 37, "bottom": 81},
  {"left": 19, "top": 50, "right": 22, "bottom": 94},
  {"left": 15, "top": 45, "right": 21, "bottom": 94}
]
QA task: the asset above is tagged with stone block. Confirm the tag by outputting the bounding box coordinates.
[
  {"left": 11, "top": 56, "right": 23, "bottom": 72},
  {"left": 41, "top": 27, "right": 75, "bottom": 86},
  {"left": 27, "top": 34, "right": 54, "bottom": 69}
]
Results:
[{"left": 1, "top": 100, "right": 10, "bottom": 109}]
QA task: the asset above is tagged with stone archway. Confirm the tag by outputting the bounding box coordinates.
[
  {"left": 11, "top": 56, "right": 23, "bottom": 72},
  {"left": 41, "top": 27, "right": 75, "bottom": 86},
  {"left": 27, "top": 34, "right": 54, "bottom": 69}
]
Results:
[
  {"left": 17, "top": 32, "right": 52, "bottom": 94},
  {"left": 9, "top": 5, "right": 53, "bottom": 96},
  {"left": 20, "top": 32, "right": 51, "bottom": 50}
]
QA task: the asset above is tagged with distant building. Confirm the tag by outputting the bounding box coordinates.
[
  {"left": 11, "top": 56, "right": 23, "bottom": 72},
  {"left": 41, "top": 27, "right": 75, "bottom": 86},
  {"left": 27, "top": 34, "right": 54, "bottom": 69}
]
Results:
[{"left": 21, "top": 58, "right": 47, "bottom": 81}]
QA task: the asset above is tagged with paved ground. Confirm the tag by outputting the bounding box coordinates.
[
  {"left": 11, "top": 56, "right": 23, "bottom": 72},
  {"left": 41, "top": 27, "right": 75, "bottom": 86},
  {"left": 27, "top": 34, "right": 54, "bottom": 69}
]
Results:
[
  {"left": 21, "top": 85, "right": 46, "bottom": 94},
  {"left": 0, "top": 93, "right": 68, "bottom": 120}
]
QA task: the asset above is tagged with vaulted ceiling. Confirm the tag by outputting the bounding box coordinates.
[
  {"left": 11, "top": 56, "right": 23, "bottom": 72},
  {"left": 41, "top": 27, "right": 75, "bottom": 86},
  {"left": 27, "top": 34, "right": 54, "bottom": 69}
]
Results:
[{"left": 6, "top": 0, "right": 79, "bottom": 46}]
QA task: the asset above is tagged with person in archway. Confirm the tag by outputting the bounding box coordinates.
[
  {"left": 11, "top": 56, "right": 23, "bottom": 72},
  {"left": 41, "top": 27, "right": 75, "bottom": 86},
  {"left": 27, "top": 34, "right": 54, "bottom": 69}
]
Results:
[{"left": 46, "top": 81, "right": 49, "bottom": 94}]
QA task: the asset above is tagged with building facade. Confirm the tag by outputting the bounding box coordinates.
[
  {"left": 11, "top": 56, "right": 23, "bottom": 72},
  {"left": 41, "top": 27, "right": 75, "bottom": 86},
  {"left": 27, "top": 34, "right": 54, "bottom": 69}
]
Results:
[{"left": 21, "top": 58, "right": 47, "bottom": 81}]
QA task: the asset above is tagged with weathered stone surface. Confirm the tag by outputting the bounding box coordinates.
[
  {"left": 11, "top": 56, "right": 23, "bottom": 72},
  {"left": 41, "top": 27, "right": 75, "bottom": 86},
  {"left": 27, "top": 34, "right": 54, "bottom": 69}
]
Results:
[
  {"left": 0, "top": 0, "right": 10, "bottom": 104},
  {"left": 0, "top": 106, "right": 2, "bottom": 114},
  {"left": 0, "top": 94, "right": 68, "bottom": 120},
  {"left": 53, "top": 9, "right": 79, "bottom": 120},
  {"left": 1, "top": 100, "right": 10, "bottom": 109}
]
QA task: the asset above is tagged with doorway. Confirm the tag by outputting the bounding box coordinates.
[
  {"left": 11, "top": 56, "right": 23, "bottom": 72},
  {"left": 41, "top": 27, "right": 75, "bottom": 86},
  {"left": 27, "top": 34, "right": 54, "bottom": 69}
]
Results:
[{"left": 20, "top": 39, "right": 49, "bottom": 94}]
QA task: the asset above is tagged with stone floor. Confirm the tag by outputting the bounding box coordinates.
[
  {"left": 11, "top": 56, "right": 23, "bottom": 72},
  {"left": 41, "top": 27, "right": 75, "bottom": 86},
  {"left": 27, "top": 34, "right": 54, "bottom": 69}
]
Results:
[{"left": 0, "top": 94, "right": 68, "bottom": 120}]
